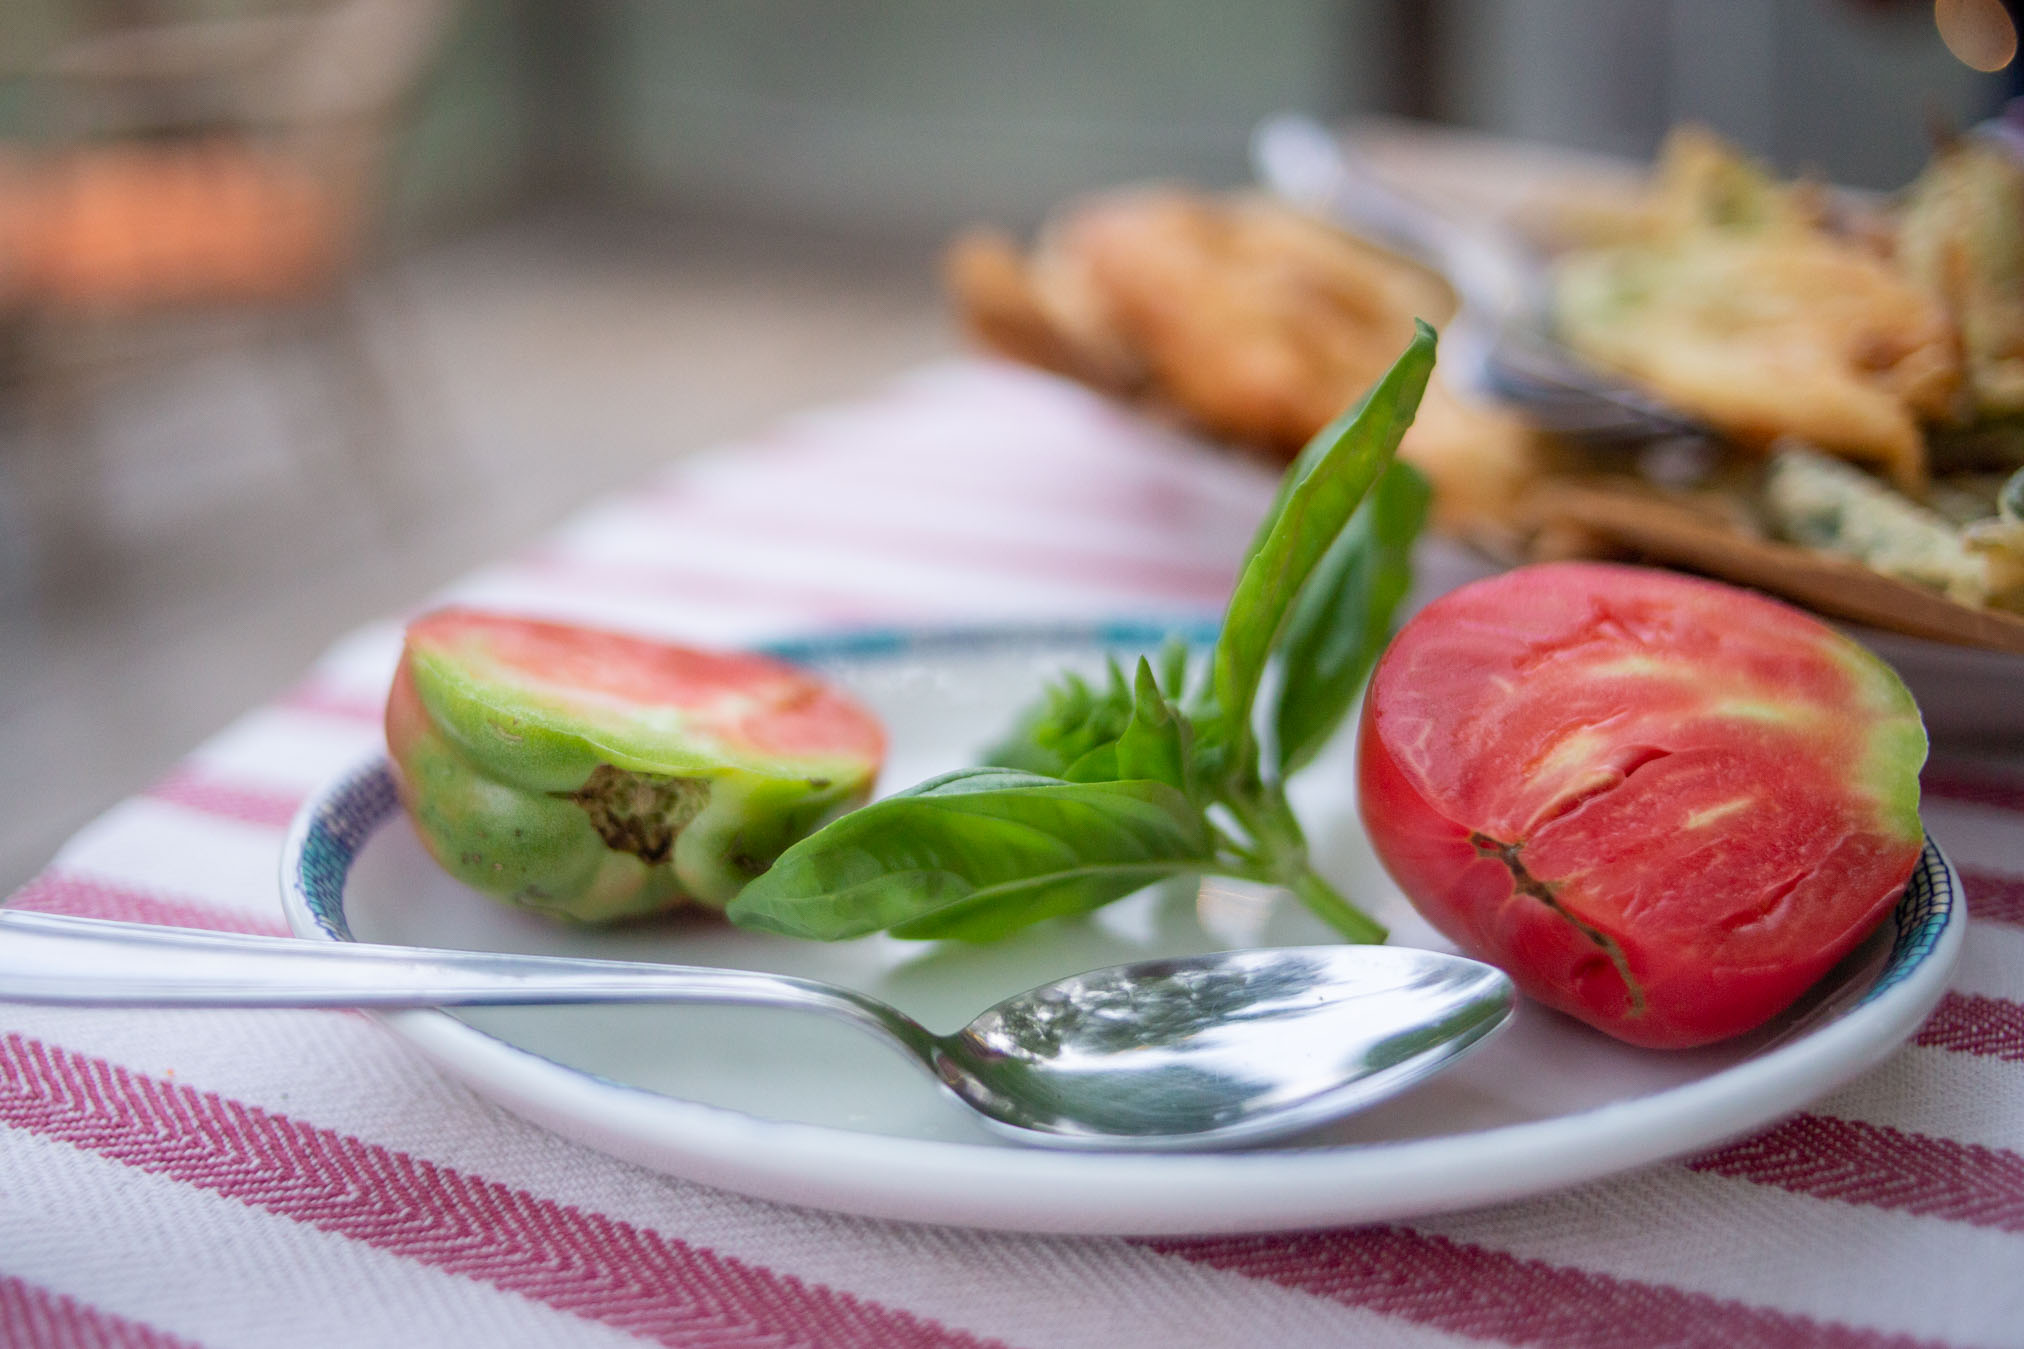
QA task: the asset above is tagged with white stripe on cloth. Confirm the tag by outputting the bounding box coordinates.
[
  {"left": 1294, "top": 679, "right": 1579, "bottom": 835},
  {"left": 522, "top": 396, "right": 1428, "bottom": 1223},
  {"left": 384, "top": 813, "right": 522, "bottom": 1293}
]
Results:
[
  {"left": 611, "top": 425, "right": 1272, "bottom": 533},
  {"left": 522, "top": 516, "right": 1235, "bottom": 617},
  {"left": 45, "top": 802, "right": 293, "bottom": 919},
  {"left": 1411, "top": 1165, "right": 2024, "bottom": 1347},
  {"left": 486, "top": 538, "right": 1228, "bottom": 629},
  {"left": 597, "top": 472, "right": 1265, "bottom": 574},
  {"left": 403, "top": 571, "right": 842, "bottom": 653},
  {"left": 1814, "top": 1038, "right": 2024, "bottom": 1155},
  {"left": 178, "top": 709, "right": 383, "bottom": 794},
  {"left": 0, "top": 1130, "right": 653, "bottom": 1349},
  {"left": 298, "top": 622, "right": 405, "bottom": 696},
  {"left": 0, "top": 1003, "right": 1484, "bottom": 1349},
  {"left": 1921, "top": 806, "right": 2024, "bottom": 878},
  {"left": 1953, "top": 922, "right": 2024, "bottom": 1002},
  {"left": 716, "top": 360, "right": 1222, "bottom": 476}
]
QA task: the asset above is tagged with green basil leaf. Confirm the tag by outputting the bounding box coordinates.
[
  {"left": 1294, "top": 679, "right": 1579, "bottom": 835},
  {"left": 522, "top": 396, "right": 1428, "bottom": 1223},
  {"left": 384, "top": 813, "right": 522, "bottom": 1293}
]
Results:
[
  {"left": 1272, "top": 460, "right": 1431, "bottom": 776},
  {"left": 1061, "top": 739, "right": 1120, "bottom": 782},
  {"left": 1210, "top": 321, "right": 1435, "bottom": 772},
  {"left": 982, "top": 662, "right": 1134, "bottom": 777},
  {"left": 725, "top": 768, "right": 1212, "bottom": 941},
  {"left": 891, "top": 865, "right": 1187, "bottom": 942},
  {"left": 1061, "top": 656, "right": 1188, "bottom": 789},
  {"left": 1110, "top": 657, "right": 1193, "bottom": 795},
  {"left": 1158, "top": 637, "right": 1192, "bottom": 705}
]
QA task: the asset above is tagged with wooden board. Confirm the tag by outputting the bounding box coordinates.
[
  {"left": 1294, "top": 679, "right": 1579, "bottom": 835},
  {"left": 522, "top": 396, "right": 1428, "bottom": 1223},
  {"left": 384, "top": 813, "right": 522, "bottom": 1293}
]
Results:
[{"left": 1522, "top": 480, "right": 2024, "bottom": 656}]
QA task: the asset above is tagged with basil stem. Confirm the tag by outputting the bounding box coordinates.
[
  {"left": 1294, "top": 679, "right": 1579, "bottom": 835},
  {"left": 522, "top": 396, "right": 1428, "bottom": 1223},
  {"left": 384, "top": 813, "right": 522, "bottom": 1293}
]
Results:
[{"left": 728, "top": 323, "right": 1438, "bottom": 944}]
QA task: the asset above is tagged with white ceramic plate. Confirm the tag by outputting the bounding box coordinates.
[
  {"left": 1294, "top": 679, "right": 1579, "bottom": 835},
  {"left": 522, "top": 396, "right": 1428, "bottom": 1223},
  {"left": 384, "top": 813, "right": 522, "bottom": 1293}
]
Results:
[{"left": 280, "top": 623, "right": 1964, "bottom": 1236}]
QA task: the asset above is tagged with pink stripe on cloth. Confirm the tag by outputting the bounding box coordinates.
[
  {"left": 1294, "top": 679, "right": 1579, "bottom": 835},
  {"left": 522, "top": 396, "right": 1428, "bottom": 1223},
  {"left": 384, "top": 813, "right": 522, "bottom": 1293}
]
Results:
[
  {"left": 1922, "top": 763, "right": 2024, "bottom": 815},
  {"left": 630, "top": 502, "right": 1241, "bottom": 605},
  {"left": 1915, "top": 991, "right": 2024, "bottom": 1062},
  {"left": 1144, "top": 1226, "right": 1926, "bottom": 1349},
  {"left": 0, "top": 1274, "right": 204, "bottom": 1349},
  {"left": 642, "top": 472, "right": 1251, "bottom": 581},
  {"left": 0, "top": 1034, "right": 1007, "bottom": 1349},
  {"left": 277, "top": 681, "right": 383, "bottom": 724},
  {"left": 1959, "top": 867, "right": 2024, "bottom": 926},
  {"left": 647, "top": 456, "right": 1256, "bottom": 543},
  {"left": 144, "top": 768, "right": 304, "bottom": 831},
  {"left": 6, "top": 872, "right": 285, "bottom": 937},
  {"left": 512, "top": 551, "right": 893, "bottom": 623},
  {"left": 1686, "top": 1113, "right": 2024, "bottom": 1233}
]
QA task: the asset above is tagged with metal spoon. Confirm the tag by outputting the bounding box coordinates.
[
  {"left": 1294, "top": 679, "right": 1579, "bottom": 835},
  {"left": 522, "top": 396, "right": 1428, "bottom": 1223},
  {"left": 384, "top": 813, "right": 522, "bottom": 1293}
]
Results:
[
  {"left": 1249, "top": 112, "right": 1710, "bottom": 448},
  {"left": 0, "top": 908, "right": 1513, "bottom": 1150}
]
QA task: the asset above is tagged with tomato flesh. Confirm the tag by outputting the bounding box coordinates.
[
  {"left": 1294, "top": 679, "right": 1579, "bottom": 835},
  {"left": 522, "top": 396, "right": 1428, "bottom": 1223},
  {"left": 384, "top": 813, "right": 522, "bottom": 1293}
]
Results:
[
  {"left": 397, "top": 608, "right": 885, "bottom": 768},
  {"left": 1357, "top": 562, "right": 1925, "bottom": 1048}
]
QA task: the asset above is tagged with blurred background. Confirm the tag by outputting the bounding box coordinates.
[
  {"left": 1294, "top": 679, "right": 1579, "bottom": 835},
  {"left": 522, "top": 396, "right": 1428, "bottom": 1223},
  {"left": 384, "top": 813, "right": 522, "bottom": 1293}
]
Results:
[{"left": 0, "top": 0, "right": 2014, "bottom": 891}]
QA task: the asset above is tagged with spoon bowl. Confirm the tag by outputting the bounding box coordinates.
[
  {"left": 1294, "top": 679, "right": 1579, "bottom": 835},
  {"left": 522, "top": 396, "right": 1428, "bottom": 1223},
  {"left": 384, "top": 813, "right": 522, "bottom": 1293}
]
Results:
[
  {"left": 945, "top": 945, "right": 1514, "bottom": 1147},
  {"left": 0, "top": 909, "right": 1513, "bottom": 1150}
]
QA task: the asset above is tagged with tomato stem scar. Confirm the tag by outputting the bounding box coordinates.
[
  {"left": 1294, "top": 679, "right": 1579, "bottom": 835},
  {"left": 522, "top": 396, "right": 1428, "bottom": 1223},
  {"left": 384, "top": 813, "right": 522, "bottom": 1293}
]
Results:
[
  {"left": 558, "top": 765, "right": 710, "bottom": 864},
  {"left": 1468, "top": 831, "right": 1647, "bottom": 1017}
]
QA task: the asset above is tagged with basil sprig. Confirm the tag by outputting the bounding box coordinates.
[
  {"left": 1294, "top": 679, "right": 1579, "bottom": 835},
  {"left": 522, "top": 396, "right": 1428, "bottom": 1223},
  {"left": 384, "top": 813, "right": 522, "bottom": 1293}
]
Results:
[{"left": 728, "top": 321, "right": 1436, "bottom": 944}]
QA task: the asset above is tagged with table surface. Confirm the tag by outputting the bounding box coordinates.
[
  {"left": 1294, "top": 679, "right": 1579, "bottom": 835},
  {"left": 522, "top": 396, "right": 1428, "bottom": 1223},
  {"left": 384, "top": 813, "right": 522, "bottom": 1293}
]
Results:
[{"left": 3, "top": 357, "right": 2022, "bottom": 1349}]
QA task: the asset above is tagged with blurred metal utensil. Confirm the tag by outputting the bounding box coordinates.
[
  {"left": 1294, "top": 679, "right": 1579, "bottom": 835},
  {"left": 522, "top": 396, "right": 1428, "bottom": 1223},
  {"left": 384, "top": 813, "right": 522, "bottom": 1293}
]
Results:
[
  {"left": 0, "top": 908, "right": 1514, "bottom": 1151},
  {"left": 1249, "top": 113, "right": 1710, "bottom": 448}
]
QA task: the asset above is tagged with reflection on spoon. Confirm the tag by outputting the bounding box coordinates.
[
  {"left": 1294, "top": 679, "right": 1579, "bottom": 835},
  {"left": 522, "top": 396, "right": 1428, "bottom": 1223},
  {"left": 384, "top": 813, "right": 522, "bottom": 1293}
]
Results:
[
  {"left": 953, "top": 946, "right": 1516, "bottom": 1145},
  {"left": 0, "top": 910, "right": 1514, "bottom": 1150}
]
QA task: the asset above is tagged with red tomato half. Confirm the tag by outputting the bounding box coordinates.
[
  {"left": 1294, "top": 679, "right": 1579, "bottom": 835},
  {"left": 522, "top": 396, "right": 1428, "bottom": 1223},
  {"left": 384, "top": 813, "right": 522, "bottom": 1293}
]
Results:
[{"left": 1357, "top": 562, "right": 1926, "bottom": 1048}]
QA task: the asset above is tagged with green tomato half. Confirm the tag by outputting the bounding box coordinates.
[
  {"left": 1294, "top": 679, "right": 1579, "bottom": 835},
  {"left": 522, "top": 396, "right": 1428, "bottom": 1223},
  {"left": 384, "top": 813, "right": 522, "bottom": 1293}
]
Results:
[{"left": 385, "top": 608, "right": 885, "bottom": 923}]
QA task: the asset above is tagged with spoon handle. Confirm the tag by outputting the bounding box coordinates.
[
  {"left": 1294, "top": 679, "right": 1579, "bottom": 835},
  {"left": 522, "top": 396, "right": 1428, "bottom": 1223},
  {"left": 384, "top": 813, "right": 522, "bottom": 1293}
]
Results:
[{"left": 0, "top": 910, "right": 924, "bottom": 1045}]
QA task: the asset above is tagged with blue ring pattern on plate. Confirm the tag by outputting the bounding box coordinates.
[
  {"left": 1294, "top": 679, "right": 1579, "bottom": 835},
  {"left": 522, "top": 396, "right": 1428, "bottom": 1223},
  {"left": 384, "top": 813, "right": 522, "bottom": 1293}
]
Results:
[
  {"left": 1861, "top": 838, "right": 1954, "bottom": 1006},
  {"left": 295, "top": 764, "right": 395, "bottom": 943},
  {"left": 289, "top": 623, "right": 1952, "bottom": 1021},
  {"left": 757, "top": 618, "right": 1223, "bottom": 668}
]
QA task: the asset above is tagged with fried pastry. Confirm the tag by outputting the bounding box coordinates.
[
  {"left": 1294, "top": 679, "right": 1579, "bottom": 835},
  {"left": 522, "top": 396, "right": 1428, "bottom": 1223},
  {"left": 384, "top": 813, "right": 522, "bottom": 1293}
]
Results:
[
  {"left": 1897, "top": 139, "right": 2024, "bottom": 420},
  {"left": 946, "top": 189, "right": 1543, "bottom": 542},
  {"left": 1552, "top": 130, "right": 1961, "bottom": 493}
]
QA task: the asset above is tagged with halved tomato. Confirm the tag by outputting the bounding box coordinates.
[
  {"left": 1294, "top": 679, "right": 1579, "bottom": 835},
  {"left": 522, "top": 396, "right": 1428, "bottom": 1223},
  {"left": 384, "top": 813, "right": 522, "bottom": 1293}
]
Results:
[
  {"left": 386, "top": 609, "right": 885, "bottom": 922},
  {"left": 1357, "top": 562, "right": 1926, "bottom": 1048}
]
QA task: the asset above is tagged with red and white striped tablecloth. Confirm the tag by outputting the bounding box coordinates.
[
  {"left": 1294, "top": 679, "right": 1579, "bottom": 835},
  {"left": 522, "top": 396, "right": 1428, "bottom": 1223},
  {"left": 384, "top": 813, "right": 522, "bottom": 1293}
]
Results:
[{"left": 4, "top": 360, "right": 2021, "bottom": 1349}]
